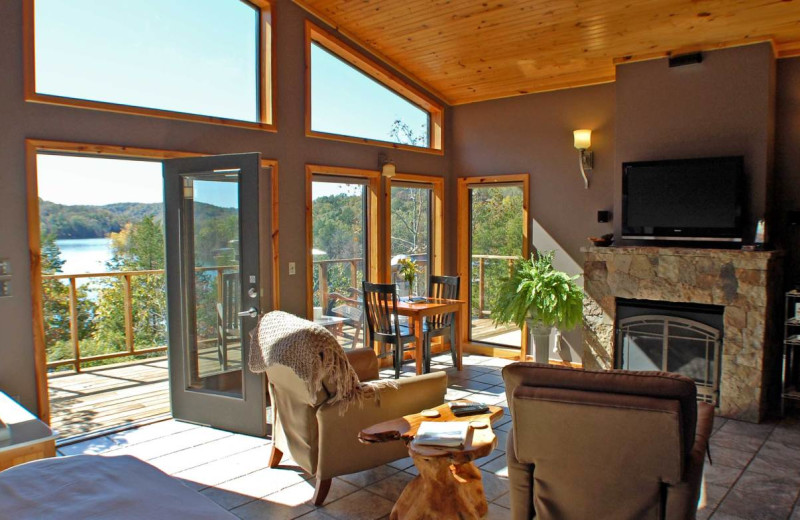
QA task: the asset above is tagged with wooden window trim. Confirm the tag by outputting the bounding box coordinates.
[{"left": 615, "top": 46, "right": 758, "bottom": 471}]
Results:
[
  {"left": 384, "top": 173, "right": 444, "bottom": 283},
  {"left": 305, "top": 164, "right": 381, "bottom": 318},
  {"left": 304, "top": 21, "right": 445, "bottom": 155},
  {"left": 22, "top": 0, "right": 277, "bottom": 132},
  {"left": 456, "top": 174, "right": 531, "bottom": 360},
  {"left": 26, "top": 139, "right": 280, "bottom": 423}
]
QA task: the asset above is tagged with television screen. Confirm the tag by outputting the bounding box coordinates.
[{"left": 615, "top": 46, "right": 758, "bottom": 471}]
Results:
[{"left": 622, "top": 156, "right": 744, "bottom": 242}]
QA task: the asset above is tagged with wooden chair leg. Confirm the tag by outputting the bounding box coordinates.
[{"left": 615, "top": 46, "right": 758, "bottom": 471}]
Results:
[
  {"left": 312, "top": 478, "right": 332, "bottom": 506},
  {"left": 450, "top": 324, "right": 458, "bottom": 367},
  {"left": 423, "top": 335, "right": 432, "bottom": 374},
  {"left": 268, "top": 446, "right": 283, "bottom": 468},
  {"left": 394, "top": 345, "right": 401, "bottom": 379}
]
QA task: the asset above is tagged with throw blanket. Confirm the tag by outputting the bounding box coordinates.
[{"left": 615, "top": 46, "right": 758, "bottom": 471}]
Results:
[{"left": 249, "top": 311, "right": 392, "bottom": 411}]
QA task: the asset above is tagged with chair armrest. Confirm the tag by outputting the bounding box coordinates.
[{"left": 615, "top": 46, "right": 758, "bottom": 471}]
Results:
[
  {"left": 665, "top": 402, "right": 714, "bottom": 520},
  {"left": 345, "top": 348, "right": 379, "bottom": 382},
  {"left": 506, "top": 429, "right": 535, "bottom": 520},
  {"left": 315, "top": 372, "right": 447, "bottom": 480}
]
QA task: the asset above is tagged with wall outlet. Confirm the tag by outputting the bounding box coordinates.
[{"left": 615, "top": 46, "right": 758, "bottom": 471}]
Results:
[
  {"left": 0, "top": 278, "right": 10, "bottom": 297},
  {"left": 0, "top": 259, "right": 9, "bottom": 276},
  {"left": 288, "top": 262, "right": 296, "bottom": 276}
]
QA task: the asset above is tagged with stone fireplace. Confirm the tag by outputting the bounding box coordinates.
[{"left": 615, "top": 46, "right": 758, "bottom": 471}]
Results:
[{"left": 582, "top": 246, "right": 782, "bottom": 422}]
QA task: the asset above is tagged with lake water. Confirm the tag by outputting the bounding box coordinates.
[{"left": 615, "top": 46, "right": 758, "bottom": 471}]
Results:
[{"left": 56, "top": 238, "right": 113, "bottom": 275}]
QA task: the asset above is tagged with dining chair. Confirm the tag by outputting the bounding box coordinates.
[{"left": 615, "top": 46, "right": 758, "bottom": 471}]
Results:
[
  {"left": 423, "top": 275, "right": 460, "bottom": 373},
  {"left": 362, "top": 281, "right": 417, "bottom": 379}
]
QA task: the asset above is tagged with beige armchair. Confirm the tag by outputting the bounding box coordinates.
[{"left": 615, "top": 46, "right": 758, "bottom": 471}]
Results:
[
  {"left": 266, "top": 348, "right": 447, "bottom": 505},
  {"left": 502, "top": 362, "right": 713, "bottom": 520}
]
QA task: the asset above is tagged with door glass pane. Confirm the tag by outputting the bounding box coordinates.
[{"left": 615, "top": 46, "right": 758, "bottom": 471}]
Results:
[
  {"left": 469, "top": 185, "right": 524, "bottom": 348},
  {"left": 183, "top": 173, "right": 242, "bottom": 395},
  {"left": 390, "top": 185, "right": 431, "bottom": 296},
  {"left": 311, "top": 180, "right": 367, "bottom": 350}
]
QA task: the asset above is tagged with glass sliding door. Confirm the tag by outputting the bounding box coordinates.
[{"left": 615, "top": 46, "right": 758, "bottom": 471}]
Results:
[
  {"left": 311, "top": 177, "right": 369, "bottom": 349},
  {"left": 469, "top": 184, "right": 525, "bottom": 348},
  {"left": 390, "top": 182, "right": 432, "bottom": 296}
]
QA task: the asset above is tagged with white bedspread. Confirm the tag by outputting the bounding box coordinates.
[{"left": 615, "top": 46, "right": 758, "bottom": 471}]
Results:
[{"left": 0, "top": 455, "right": 237, "bottom": 519}]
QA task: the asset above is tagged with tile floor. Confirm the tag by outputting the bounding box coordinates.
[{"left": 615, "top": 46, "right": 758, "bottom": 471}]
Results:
[{"left": 57, "top": 354, "right": 800, "bottom": 520}]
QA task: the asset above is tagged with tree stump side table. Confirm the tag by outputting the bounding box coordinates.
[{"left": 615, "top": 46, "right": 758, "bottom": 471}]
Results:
[{"left": 359, "top": 402, "right": 503, "bottom": 520}]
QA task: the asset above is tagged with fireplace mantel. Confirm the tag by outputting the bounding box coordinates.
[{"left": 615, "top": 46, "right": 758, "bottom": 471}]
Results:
[{"left": 582, "top": 246, "right": 782, "bottom": 422}]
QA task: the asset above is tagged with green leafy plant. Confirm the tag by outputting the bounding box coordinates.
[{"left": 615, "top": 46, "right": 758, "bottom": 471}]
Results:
[
  {"left": 397, "top": 257, "right": 422, "bottom": 291},
  {"left": 491, "top": 251, "right": 584, "bottom": 330}
]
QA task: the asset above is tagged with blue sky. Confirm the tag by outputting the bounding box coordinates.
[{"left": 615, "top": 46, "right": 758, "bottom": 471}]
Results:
[
  {"left": 35, "top": 0, "right": 429, "bottom": 207},
  {"left": 35, "top": 0, "right": 259, "bottom": 122}
]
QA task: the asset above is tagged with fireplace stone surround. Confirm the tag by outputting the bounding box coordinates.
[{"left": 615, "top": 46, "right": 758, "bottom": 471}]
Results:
[{"left": 582, "top": 246, "right": 782, "bottom": 422}]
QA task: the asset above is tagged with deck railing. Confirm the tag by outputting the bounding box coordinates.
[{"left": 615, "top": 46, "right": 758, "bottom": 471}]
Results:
[
  {"left": 43, "top": 266, "right": 236, "bottom": 372},
  {"left": 313, "top": 253, "right": 429, "bottom": 311},
  {"left": 472, "top": 254, "right": 517, "bottom": 315},
  {"left": 313, "top": 253, "right": 518, "bottom": 315}
]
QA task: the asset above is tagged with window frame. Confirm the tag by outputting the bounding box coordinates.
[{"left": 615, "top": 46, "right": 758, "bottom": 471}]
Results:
[
  {"left": 384, "top": 173, "right": 444, "bottom": 284},
  {"left": 23, "top": 0, "right": 277, "bottom": 131},
  {"left": 305, "top": 165, "right": 381, "bottom": 319},
  {"left": 304, "top": 21, "right": 445, "bottom": 154},
  {"left": 25, "top": 139, "right": 280, "bottom": 422}
]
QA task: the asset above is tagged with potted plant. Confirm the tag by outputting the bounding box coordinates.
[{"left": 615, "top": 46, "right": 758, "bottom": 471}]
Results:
[
  {"left": 491, "top": 251, "right": 583, "bottom": 363},
  {"left": 397, "top": 257, "right": 422, "bottom": 296}
]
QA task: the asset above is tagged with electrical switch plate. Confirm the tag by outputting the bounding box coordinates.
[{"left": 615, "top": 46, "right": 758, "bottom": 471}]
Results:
[
  {"left": 0, "top": 259, "right": 9, "bottom": 276},
  {"left": 0, "top": 279, "right": 10, "bottom": 297},
  {"left": 289, "top": 262, "right": 296, "bottom": 276}
]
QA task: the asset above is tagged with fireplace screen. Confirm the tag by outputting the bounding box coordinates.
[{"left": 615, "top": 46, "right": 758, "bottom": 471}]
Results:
[{"left": 617, "top": 315, "right": 721, "bottom": 406}]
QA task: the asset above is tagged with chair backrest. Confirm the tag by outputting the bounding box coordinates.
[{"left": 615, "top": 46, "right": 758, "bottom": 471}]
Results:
[
  {"left": 362, "top": 281, "right": 402, "bottom": 343},
  {"left": 428, "top": 275, "right": 459, "bottom": 328},
  {"left": 502, "top": 362, "right": 698, "bottom": 520},
  {"left": 220, "top": 271, "right": 240, "bottom": 334}
]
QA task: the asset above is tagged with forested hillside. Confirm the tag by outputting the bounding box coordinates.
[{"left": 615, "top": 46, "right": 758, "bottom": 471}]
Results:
[
  {"left": 40, "top": 199, "right": 236, "bottom": 239},
  {"left": 39, "top": 199, "right": 162, "bottom": 239}
]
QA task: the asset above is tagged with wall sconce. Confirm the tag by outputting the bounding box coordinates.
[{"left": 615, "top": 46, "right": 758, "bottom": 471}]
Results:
[
  {"left": 573, "top": 129, "right": 593, "bottom": 189},
  {"left": 378, "top": 153, "right": 396, "bottom": 178}
]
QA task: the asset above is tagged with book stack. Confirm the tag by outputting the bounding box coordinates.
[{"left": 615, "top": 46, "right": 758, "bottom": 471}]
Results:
[{"left": 413, "top": 421, "right": 469, "bottom": 448}]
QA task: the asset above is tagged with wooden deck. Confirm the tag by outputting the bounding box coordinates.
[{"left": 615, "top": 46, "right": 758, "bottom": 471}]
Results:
[{"left": 48, "top": 357, "right": 170, "bottom": 440}]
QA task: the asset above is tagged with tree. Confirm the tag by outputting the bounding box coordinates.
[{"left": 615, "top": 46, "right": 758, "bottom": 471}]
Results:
[
  {"left": 94, "top": 216, "right": 167, "bottom": 351},
  {"left": 40, "top": 232, "right": 95, "bottom": 364},
  {"left": 389, "top": 120, "right": 428, "bottom": 147}
]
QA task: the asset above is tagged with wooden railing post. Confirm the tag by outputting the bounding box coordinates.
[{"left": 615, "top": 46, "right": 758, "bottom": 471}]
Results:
[
  {"left": 478, "top": 257, "right": 485, "bottom": 315},
  {"left": 68, "top": 277, "right": 81, "bottom": 372},
  {"left": 350, "top": 260, "right": 358, "bottom": 290},
  {"left": 123, "top": 274, "right": 134, "bottom": 353},
  {"left": 320, "top": 262, "right": 329, "bottom": 311}
]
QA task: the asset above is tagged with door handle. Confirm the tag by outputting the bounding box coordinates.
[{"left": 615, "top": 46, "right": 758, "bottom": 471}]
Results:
[{"left": 238, "top": 307, "right": 258, "bottom": 319}]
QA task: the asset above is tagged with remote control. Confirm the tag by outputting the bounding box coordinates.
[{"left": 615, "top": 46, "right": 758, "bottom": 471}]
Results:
[{"left": 451, "top": 404, "right": 490, "bottom": 416}]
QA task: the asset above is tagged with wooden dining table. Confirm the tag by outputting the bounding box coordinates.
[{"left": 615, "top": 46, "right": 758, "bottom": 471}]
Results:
[{"left": 395, "top": 297, "right": 465, "bottom": 375}]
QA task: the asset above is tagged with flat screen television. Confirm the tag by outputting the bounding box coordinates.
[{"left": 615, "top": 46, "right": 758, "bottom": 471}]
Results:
[{"left": 622, "top": 156, "right": 744, "bottom": 242}]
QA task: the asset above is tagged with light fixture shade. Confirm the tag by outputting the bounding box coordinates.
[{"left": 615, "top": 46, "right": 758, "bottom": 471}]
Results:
[
  {"left": 381, "top": 161, "right": 396, "bottom": 178},
  {"left": 573, "top": 129, "right": 592, "bottom": 150}
]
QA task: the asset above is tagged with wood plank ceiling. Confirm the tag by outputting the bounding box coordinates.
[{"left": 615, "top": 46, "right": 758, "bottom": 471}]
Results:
[{"left": 294, "top": 0, "right": 800, "bottom": 105}]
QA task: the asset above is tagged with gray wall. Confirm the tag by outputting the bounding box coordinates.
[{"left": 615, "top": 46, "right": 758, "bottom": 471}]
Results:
[
  {"left": 615, "top": 43, "right": 776, "bottom": 241},
  {"left": 0, "top": 0, "right": 451, "bottom": 412},
  {"left": 775, "top": 58, "right": 800, "bottom": 288}
]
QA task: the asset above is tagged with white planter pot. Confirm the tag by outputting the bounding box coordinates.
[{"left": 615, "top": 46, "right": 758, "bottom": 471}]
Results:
[{"left": 526, "top": 319, "right": 553, "bottom": 364}]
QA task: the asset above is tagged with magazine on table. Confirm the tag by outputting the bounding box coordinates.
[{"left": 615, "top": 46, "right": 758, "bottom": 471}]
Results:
[{"left": 413, "top": 421, "right": 469, "bottom": 448}]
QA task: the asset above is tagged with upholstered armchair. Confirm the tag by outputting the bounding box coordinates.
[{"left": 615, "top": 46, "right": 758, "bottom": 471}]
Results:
[
  {"left": 266, "top": 348, "right": 447, "bottom": 505},
  {"left": 502, "top": 362, "right": 713, "bottom": 520}
]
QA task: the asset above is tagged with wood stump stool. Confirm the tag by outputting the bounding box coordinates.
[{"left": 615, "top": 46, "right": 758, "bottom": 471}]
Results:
[{"left": 360, "top": 402, "right": 503, "bottom": 520}]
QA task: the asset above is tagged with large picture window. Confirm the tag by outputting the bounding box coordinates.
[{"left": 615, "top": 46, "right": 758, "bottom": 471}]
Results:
[
  {"left": 26, "top": 0, "right": 274, "bottom": 129},
  {"left": 305, "top": 22, "right": 444, "bottom": 153}
]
